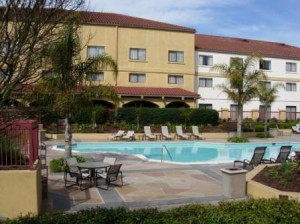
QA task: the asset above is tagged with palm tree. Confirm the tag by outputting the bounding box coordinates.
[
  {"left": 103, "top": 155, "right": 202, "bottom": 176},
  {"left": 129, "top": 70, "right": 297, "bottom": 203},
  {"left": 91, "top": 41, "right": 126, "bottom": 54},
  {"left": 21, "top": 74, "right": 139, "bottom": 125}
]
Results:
[
  {"left": 211, "top": 54, "right": 266, "bottom": 137},
  {"left": 257, "top": 81, "right": 283, "bottom": 134},
  {"left": 28, "top": 18, "right": 118, "bottom": 158}
]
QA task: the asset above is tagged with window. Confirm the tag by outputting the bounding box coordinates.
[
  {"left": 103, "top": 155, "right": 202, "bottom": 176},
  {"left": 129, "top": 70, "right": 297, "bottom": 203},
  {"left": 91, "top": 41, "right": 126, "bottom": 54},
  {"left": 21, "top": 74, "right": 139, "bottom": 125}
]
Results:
[
  {"left": 259, "top": 105, "right": 271, "bottom": 121},
  {"left": 199, "top": 78, "right": 213, "bottom": 87},
  {"left": 168, "top": 51, "right": 184, "bottom": 63},
  {"left": 87, "top": 46, "right": 105, "bottom": 57},
  {"left": 129, "top": 73, "right": 145, "bottom": 83},
  {"left": 286, "top": 106, "right": 296, "bottom": 121},
  {"left": 130, "top": 48, "right": 146, "bottom": 60},
  {"left": 168, "top": 75, "right": 183, "bottom": 84},
  {"left": 199, "top": 55, "right": 213, "bottom": 66},
  {"left": 259, "top": 60, "right": 271, "bottom": 70},
  {"left": 230, "top": 104, "right": 238, "bottom": 121},
  {"left": 262, "top": 81, "right": 271, "bottom": 89},
  {"left": 199, "top": 104, "right": 212, "bottom": 110},
  {"left": 286, "top": 82, "right": 297, "bottom": 91},
  {"left": 286, "top": 62, "right": 297, "bottom": 73},
  {"left": 86, "top": 72, "right": 104, "bottom": 81},
  {"left": 230, "top": 57, "right": 243, "bottom": 65}
]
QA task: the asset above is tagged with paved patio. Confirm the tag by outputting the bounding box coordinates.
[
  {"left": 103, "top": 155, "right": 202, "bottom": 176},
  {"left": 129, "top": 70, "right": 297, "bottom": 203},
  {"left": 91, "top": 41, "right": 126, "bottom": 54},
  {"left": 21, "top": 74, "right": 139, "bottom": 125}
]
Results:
[{"left": 42, "top": 133, "right": 300, "bottom": 213}]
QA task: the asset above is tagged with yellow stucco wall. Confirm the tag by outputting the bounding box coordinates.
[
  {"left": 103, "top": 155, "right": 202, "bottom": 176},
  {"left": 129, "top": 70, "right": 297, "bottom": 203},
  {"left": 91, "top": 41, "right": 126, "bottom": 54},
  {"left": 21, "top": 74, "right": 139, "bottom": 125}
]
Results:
[
  {"left": 80, "top": 25, "right": 195, "bottom": 92},
  {"left": 0, "top": 161, "right": 41, "bottom": 219}
]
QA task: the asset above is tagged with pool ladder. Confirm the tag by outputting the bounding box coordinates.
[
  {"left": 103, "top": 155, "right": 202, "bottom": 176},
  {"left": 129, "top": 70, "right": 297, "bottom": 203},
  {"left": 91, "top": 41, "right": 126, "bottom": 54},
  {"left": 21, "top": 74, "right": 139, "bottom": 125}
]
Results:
[{"left": 161, "top": 145, "right": 173, "bottom": 162}]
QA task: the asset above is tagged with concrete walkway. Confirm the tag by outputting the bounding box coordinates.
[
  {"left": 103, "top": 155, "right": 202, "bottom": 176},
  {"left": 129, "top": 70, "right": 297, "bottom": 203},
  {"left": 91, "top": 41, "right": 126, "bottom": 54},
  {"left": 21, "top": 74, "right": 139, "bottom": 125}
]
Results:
[{"left": 42, "top": 134, "right": 300, "bottom": 213}]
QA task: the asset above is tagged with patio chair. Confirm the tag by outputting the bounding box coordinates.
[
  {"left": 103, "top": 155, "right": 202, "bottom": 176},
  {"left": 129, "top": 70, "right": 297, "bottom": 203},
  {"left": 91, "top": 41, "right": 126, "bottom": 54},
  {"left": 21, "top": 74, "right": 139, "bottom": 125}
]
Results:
[
  {"left": 292, "top": 125, "right": 300, "bottom": 134},
  {"left": 144, "top": 126, "right": 156, "bottom": 140},
  {"left": 191, "top": 125, "right": 205, "bottom": 140},
  {"left": 175, "top": 125, "right": 189, "bottom": 140},
  {"left": 233, "top": 146, "right": 267, "bottom": 170},
  {"left": 64, "top": 157, "right": 90, "bottom": 190},
  {"left": 96, "top": 156, "right": 116, "bottom": 174},
  {"left": 95, "top": 164, "right": 123, "bottom": 190},
  {"left": 161, "top": 126, "right": 172, "bottom": 140},
  {"left": 109, "top": 130, "right": 125, "bottom": 140},
  {"left": 263, "top": 145, "right": 292, "bottom": 164},
  {"left": 122, "top": 130, "right": 135, "bottom": 141}
]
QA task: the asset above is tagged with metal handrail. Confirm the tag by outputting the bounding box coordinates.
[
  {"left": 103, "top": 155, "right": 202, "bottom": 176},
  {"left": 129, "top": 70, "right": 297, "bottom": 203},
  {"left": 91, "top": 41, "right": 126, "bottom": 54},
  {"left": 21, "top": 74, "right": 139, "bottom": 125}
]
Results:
[{"left": 161, "top": 145, "right": 173, "bottom": 162}]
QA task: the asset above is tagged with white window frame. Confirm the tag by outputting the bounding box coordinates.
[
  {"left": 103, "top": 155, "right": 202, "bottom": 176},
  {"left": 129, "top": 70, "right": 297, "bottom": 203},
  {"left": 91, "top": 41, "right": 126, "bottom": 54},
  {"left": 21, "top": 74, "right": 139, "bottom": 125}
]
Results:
[
  {"left": 199, "top": 78, "right": 213, "bottom": 88},
  {"left": 130, "top": 48, "right": 146, "bottom": 61},
  {"left": 87, "top": 46, "right": 105, "bottom": 58},
  {"left": 286, "top": 62, "right": 297, "bottom": 73},
  {"left": 168, "top": 75, "right": 183, "bottom": 84},
  {"left": 199, "top": 55, "right": 213, "bottom": 66},
  {"left": 168, "top": 51, "right": 184, "bottom": 63},
  {"left": 286, "top": 82, "right": 297, "bottom": 92},
  {"left": 129, "top": 73, "right": 145, "bottom": 83},
  {"left": 86, "top": 72, "right": 104, "bottom": 81},
  {"left": 259, "top": 60, "right": 271, "bottom": 70}
]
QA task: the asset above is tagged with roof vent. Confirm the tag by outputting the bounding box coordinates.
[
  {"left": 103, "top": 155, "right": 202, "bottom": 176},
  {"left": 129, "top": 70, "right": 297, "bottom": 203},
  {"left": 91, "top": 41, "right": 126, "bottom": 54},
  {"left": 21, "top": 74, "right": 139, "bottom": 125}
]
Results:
[{"left": 241, "top": 39, "right": 249, "bottom": 42}]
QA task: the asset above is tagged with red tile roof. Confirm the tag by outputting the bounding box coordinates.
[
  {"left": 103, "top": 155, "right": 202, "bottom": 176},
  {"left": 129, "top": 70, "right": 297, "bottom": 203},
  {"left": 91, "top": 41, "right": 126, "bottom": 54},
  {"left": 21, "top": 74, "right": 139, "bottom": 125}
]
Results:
[
  {"left": 79, "top": 11, "right": 195, "bottom": 33},
  {"left": 195, "top": 34, "right": 300, "bottom": 60},
  {"left": 113, "top": 86, "right": 199, "bottom": 98}
]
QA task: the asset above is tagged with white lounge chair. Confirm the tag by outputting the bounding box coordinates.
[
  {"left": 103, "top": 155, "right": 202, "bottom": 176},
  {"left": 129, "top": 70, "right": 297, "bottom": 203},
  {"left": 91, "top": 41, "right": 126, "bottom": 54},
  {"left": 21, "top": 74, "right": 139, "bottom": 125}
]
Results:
[
  {"left": 192, "top": 126, "right": 205, "bottom": 140},
  {"left": 292, "top": 125, "right": 300, "bottom": 133},
  {"left": 161, "top": 126, "right": 172, "bottom": 140},
  {"left": 122, "top": 130, "right": 135, "bottom": 141},
  {"left": 144, "top": 126, "right": 156, "bottom": 140},
  {"left": 108, "top": 130, "right": 125, "bottom": 140},
  {"left": 175, "top": 126, "right": 189, "bottom": 140}
]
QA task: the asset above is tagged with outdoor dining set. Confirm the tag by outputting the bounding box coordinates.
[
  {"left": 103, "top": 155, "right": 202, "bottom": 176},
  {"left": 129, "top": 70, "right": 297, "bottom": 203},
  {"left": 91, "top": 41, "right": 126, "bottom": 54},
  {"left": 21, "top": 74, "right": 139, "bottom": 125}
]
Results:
[{"left": 64, "top": 156, "right": 123, "bottom": 191}]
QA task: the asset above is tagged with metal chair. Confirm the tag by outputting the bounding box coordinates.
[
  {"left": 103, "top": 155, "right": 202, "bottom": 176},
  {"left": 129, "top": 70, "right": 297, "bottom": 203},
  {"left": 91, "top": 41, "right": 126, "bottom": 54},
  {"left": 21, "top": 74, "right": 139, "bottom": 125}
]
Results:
[
  {"left": 96, "top": 164, "right": 123, "bottom": 190},
  {"left": 64, "top": 157, "right": 89, "bottom": 190}
]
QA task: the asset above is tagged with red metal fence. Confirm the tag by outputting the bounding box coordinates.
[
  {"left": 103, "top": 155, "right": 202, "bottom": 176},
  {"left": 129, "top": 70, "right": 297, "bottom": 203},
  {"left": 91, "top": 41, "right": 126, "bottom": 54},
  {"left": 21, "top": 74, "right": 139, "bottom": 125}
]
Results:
[{"left": 0, "top": 120, "right": 39, "bottom": 169}]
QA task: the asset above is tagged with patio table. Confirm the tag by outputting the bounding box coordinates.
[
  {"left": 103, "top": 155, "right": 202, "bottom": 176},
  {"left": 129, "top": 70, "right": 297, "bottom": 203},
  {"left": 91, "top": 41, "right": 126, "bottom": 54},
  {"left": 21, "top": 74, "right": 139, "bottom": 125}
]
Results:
[{"left": 77, "top": 162, "right": 110, "bottom": 187}]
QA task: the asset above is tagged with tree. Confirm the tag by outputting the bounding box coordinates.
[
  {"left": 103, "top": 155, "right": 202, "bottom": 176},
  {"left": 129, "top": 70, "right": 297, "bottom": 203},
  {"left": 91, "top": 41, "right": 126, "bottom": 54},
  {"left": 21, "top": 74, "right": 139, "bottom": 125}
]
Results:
[
  {"left": 27, "top": 19, "right": 118, "bottom": 158},
  {"left": 0, "top": 0, "right": 86, "bottom": 108},
  {"left": 257, "top": 81, "right": 283, "bottom": 133},
  {"left": 211, "top": 54, "right": 266, "bottom": 137}
]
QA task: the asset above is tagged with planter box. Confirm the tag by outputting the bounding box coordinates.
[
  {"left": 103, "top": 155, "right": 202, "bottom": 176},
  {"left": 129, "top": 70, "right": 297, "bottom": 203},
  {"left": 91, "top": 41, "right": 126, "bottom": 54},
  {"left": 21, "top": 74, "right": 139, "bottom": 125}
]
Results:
[{"left": 246, "top": 164, "right": 300, "bottom": 200}]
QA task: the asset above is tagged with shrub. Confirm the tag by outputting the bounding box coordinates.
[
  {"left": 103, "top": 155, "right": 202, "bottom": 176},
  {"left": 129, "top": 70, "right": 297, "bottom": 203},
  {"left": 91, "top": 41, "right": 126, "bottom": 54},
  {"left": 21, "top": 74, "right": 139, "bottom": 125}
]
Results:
[
  {"left": 227, "top": 136, "right": 249, "bottom": 143},
  {"left": 7, "top": 199, "right": 300, "bottom": 223},
  {"left": 256, "top": 132, "right": 273, "bottom": 138},
  {"left": 49, "top": 156, "right": 86, "bottom": 173}
]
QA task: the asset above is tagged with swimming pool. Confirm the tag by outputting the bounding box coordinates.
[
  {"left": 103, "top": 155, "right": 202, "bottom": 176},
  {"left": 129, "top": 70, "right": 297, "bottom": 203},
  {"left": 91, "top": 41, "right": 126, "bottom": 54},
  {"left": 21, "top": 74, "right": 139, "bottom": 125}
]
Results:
[{"left": 54, "top": 141, "right": 300, "bottom": 164}]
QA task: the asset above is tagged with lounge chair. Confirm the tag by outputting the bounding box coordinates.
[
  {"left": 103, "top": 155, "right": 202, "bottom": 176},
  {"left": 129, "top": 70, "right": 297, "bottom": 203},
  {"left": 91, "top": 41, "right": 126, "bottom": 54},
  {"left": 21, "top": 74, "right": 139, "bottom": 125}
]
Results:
[
  {"left": 64, "top": 157, "right": 90, "bottom": 190},
  {"left": 161, "top": 126, "right": 172, "bottom": 140},
  {"left": 144, "top": 126, "right": 156, "bottom": 140},
  {"left": 96, "top": 164, "right": 123, "bottom": 190},
  {"left": 109, "top": 130, "right": 125, "bottom": 140},
  {"left": 292, "top": 125, "right": 300, "bottom": 133},
  {"left": 233, "top": 146, "right": 267, "bottom": 170},
  {"left": 122, "top": 130, "right": 135, "bottom": 141},
  {"left": 263, "top": 145, "right": 292, "bottom": 163},
  {"left": 175, "top": 125, "right": 189, "bottom": 140},
  {"left": 191, "top": 125, "right": 205, "bottom": 140}
]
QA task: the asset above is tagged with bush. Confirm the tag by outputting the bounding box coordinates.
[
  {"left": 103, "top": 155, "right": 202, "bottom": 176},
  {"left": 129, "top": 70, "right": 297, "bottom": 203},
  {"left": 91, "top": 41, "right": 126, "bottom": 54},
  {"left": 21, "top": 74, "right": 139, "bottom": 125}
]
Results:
[
  {"left": 7, "top": 199, "right": 300, "bottom": 223},
  {"left": 256, "top": 132, "right": 273, "bottom": 138},
  {"left": 116, "top": 108, "right": 219, "bottom": 126},
  {"left": 227, "top": 136, "right": 249, "bottom": 143},
  {"left": 49, "top": 156, "right": 86, "bottom": 173}
]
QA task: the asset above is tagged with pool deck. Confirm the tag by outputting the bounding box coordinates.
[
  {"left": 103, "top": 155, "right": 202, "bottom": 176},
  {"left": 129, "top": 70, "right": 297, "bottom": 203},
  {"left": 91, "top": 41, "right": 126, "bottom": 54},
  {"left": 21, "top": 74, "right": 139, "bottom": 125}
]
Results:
[{"left": 42, "top": 133, "right": 300, "bottom": 213}]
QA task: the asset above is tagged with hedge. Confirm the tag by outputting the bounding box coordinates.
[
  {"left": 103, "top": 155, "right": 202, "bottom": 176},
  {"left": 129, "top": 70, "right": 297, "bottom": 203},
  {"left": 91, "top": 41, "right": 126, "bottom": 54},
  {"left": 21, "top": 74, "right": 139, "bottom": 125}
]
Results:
[
  {"left": 116, "top": 108, "right": 219, "bottom": 126},
  {"left": 5, "top": 199, "right": 300, "bottom": 223}
]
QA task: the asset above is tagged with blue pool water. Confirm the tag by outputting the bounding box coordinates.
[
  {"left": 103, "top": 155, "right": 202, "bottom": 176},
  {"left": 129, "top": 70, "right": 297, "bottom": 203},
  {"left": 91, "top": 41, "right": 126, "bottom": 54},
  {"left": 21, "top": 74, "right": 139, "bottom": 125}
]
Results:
[{"left": 54, "top": 141, "right": 300, "bottom": 164}]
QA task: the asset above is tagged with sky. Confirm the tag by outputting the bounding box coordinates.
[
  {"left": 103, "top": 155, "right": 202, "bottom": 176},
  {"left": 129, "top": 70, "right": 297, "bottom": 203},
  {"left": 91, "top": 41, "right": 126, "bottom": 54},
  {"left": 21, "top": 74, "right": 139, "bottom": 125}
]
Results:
[{"left": 87, "top": 0, "right": 300, "bottom": 47}]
